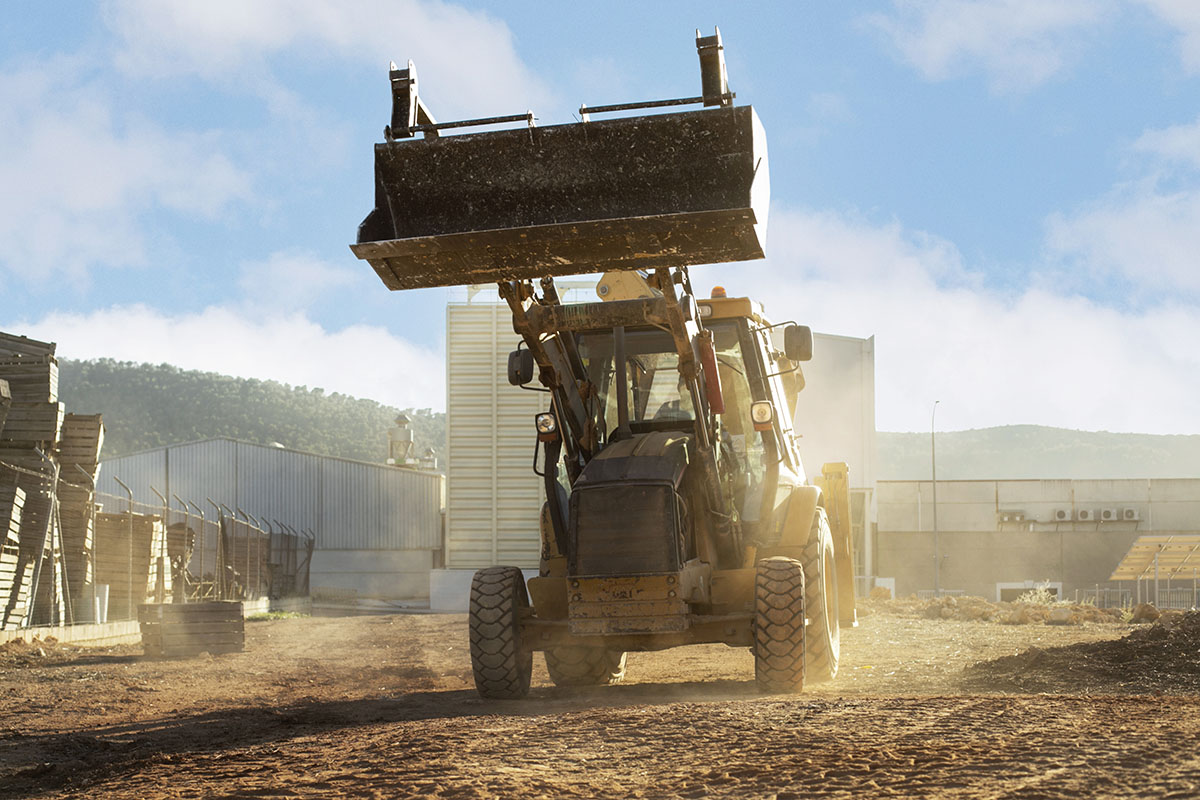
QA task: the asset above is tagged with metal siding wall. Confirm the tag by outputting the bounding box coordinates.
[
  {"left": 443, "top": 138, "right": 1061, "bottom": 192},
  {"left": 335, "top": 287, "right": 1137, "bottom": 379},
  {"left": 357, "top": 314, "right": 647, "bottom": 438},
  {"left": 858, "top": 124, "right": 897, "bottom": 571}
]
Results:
[
  {"left": 446, "top": 302, "right": 545, "bottom": 569},
  {"left": 168, "top": 439, "right": 238, "bottom": 512},
  {"left": 235, "top": 443, "right": 321, "bottom": 537},
  {"left": 96, "top": 450, "right": 168, "bottom": 509},
  {"left": 100, "top": 439, "right": 444, "bottom": 552}
]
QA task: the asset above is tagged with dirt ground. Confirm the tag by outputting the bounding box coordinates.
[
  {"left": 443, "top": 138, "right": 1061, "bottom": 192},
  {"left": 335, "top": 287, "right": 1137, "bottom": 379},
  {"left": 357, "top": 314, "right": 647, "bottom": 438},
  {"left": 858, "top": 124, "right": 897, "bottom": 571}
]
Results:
[{"left": 2, "top": 603, "right": 1200, "bottom": 799}]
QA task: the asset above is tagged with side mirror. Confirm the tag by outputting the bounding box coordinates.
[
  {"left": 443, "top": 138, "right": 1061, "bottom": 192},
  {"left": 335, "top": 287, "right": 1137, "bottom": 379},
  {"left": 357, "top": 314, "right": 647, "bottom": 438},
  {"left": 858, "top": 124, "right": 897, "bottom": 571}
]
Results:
[
  {"left": 508, "top": 349, "right": 535, "bottom": 386},
  {"left": 783, "top": 325, "right": 814, "bottom": 362}
]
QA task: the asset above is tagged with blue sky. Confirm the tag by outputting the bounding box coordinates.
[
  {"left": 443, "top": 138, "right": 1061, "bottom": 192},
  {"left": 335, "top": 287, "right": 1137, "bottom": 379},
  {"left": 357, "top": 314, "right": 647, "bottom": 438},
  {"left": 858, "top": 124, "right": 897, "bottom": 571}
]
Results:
[{"left": 2, "top": 1, "right": 1199, "bottom": 434}]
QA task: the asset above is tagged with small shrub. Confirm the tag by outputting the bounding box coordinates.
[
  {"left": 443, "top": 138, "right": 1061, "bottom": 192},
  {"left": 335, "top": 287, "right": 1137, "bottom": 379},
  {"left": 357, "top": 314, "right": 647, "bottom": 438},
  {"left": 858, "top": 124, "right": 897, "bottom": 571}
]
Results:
[
  {"left": 246, "top": 611, "right": 307, "bottom": 622},
  {"left": 1015, "top": 586, "right": 1058, "bottom": 607}
]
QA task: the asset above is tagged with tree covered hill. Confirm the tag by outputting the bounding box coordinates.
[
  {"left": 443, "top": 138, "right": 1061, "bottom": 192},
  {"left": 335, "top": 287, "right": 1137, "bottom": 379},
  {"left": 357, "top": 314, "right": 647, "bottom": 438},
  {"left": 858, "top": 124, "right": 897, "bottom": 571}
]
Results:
[
  {"left": 58, "top": 359, "right": 445, "bottom": 465},
  {"left": 878, "top": 425, "right": 1200, "bottom": 480},
  {"left": 56, "top": 360, "right": 1200, "bottom": 479}
]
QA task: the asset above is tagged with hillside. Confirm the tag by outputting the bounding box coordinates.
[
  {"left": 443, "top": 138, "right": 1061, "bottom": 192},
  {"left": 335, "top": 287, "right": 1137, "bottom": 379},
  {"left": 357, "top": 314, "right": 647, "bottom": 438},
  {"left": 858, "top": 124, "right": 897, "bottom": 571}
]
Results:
[
  {"left": 58, "top": 359, "right": 445, "bottom": 465},
  {"left": 878, "top": 425, "right": 1200, "bottom": 480}
]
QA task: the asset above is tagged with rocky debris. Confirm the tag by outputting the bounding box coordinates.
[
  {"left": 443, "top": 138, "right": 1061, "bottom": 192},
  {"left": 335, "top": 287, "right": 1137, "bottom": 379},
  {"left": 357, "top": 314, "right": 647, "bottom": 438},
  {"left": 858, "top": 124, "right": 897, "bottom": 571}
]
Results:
[
  {"left": 962, "top": 610, "right": 1200, "bottom": 693},
  {"left": 1130, "top": 603, "right": 1161, "bottom": 623}
]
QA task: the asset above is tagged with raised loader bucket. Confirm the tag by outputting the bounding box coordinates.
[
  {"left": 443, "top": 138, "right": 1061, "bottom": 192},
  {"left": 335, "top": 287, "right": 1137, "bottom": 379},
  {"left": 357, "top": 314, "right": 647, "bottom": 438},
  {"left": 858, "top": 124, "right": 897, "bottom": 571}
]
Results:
[{"left": 351, "top": 106, "right": 769, "bottom": 290}]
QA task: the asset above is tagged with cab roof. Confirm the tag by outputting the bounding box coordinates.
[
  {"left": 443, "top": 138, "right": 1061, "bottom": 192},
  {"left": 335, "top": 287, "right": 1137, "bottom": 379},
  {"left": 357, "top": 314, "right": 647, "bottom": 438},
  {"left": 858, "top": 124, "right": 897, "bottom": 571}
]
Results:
[{"left": 698, "top": 296, "right": 769, "bottom": 326}]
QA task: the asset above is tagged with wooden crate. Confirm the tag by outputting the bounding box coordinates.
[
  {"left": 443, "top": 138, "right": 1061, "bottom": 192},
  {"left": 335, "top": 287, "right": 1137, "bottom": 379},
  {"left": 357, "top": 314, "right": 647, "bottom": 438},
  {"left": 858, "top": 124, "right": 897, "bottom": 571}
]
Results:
[
  {"left": 0, "top": 486, "right": 27, "bottom": 630},
  {"left": 94, "top": 512, "right": 171, "bottom": 618},
  {"left": 57, "top": 479, "right": 95, "bottom": 603},
  {"left": 56, "top": 414, "right": 104, "bottom": 470},
  {"left": 0, "top": 402, "right": 64, "bottom": 449},
  {"left": 0, "top": 378, "right": 9, "bottom": 434},
  {"left": 0, "top": 332, "right": 55, "bottom": 359},
  {"left": 0, "top": 356, "right": 58, "bottom": 403},
  {"left": 139, "top": 601, "right": 245, "bottom": 657}
]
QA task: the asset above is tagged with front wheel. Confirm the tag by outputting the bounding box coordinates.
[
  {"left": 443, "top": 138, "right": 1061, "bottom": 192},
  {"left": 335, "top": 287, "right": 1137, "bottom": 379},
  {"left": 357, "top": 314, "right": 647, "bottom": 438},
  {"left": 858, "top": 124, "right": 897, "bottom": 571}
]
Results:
[
  {"left": 468, "top": 566, "right": 533, "bottom": 699},
  {"left": 754, "top": 556, "right": 806, "bottom": 693}
]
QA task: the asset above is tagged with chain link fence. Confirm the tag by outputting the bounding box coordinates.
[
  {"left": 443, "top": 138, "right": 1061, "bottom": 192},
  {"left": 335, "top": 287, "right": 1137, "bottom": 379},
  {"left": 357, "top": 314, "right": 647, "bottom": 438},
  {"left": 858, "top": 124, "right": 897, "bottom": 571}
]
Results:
[{"left": 1, "top": 456, "right": 314, "bottom": 628}]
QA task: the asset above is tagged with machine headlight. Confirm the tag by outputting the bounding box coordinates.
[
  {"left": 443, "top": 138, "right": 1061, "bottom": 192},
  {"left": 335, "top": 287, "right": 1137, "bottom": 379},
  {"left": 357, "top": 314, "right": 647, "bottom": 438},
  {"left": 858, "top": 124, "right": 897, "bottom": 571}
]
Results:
[
  {"left": 750, "top": 401, "right": 774, "bottom": 431},
  {"left": 535, "top": 412, "right": 558, "bottom": 435}
]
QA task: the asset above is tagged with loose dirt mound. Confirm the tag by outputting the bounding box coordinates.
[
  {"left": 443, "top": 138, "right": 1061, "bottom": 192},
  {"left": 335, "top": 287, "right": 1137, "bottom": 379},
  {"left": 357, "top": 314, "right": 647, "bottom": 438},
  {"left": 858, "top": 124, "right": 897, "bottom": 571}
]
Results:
[
  {"left": 963, "top": 609, "right": 1200, "bottom": 693},
  {"left": 866, "top": 594, "right": 1124, "bottom": 625}
]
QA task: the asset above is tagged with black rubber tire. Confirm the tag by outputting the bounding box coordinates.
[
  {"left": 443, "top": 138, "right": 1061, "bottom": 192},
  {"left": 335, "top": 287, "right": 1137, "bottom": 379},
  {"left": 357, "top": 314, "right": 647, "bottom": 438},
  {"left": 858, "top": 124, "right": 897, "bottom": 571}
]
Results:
[
  {"left": 544, "top": 647, "right": 627, "bottom": 687},
  {"left": 754, "top": 556, "right": 806, "bottom": 694},
  {"left": 803, "top": 509, "right": 841, "bottom": 683},
  {"left": 468, "top": 566, "right": 533, "bottom": 699}
]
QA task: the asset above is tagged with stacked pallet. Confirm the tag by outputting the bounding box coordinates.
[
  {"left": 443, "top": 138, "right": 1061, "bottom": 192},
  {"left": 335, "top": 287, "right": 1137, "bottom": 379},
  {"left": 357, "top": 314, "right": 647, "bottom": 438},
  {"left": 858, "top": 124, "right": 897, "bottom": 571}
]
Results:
[
  {"left": 0, "top": 486, "right": 29, "bottom": 630},
  {"left": 138, "top": 601, "right": 244, "bottom": 658},
  {"left": 0, "top": 331, "right": 113, "bottom": 626},
  {"left": 0, "top": 333, "right": 62, "bottom": 627},
  {"left": 56, "top": 414, "right": 104, "bottom": 603},
  {"left": 94, "top": 512, "right": 172, "bottom": 620}
]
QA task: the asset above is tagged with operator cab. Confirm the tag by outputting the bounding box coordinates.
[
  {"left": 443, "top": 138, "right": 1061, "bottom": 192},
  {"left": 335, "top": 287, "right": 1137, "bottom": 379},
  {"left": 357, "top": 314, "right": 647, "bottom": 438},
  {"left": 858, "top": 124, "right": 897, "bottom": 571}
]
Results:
[{"left": 571, "top": 307, "right": 786, "bottom": 534}]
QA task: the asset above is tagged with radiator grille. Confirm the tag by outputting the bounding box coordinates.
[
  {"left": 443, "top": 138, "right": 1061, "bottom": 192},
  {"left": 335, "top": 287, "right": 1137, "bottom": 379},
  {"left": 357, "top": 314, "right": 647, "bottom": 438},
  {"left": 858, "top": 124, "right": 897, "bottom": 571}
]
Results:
[{"left": 569, "top": 484, "right": 679, "bottom": 576}]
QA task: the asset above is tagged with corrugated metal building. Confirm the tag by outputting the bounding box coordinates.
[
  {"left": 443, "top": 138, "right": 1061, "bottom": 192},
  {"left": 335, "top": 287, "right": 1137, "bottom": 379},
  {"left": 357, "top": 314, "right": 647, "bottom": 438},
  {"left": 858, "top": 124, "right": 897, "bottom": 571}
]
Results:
[
  {"left": 434, "top": 290, "right": 879, "bottom": 608},
  {"left": 99, "top": 438, "right": 444, "bottom": 600}
]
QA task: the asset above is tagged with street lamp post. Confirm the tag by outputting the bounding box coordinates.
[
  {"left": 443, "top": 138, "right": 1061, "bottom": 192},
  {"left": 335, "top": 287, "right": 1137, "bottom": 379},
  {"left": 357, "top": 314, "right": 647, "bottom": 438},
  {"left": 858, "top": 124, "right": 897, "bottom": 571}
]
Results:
[{"left": 932, "top": 400, "right": 941, "bottom": 597}]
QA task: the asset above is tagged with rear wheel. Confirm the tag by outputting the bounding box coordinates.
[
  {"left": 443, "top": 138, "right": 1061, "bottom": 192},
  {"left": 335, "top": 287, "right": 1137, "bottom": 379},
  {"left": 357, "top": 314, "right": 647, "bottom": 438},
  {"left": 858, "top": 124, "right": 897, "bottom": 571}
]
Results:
[
  {"left": 469, "top": 566, "right": 532, "bottom": 699},
  {"left": 803, "top": 509, "right": 841, "bottom": 683},
  {"left": 754, "top": 556, "right": 806, "bottom": 693},
  {"left": 544, "top": 647, "right": 627, "bottom": 686}
]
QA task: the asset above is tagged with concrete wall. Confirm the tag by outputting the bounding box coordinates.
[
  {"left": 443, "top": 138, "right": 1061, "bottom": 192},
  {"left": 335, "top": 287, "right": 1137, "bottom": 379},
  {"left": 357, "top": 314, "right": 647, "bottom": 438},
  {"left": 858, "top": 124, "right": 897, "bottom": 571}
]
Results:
[
  {"left": 876, "top": 478, "right": 1200, "bottom": 598},
  {"left": 877, "top": 528, "right": 1156, "bottom": 598},
  {"left": 310, "top": 549, "right": 435, "bottom": 601}
]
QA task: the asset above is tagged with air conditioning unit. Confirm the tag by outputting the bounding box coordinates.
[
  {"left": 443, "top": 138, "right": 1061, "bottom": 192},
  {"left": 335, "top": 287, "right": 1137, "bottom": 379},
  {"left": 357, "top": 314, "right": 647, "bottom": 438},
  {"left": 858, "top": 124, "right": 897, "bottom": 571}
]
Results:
[
  {"left": 1053, "top": 509, "right": 1073, "bottom": 522},
  {"left": 1077, "top": 509, "right": 1096, "bottom": 522},
  {"left": 999, "top": 511, "right": 1026, "bottom": 523},
  {"left": 1100, "top": 508, "right": 1118, "bottom": 522},
  {"left": 1123, "top": 508, "right": 1140, "bottom": 521}
]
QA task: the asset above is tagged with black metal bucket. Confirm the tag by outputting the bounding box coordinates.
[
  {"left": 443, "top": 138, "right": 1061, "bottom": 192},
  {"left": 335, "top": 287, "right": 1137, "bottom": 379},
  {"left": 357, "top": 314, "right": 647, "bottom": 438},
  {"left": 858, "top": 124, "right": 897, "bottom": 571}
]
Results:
[{"left": 351, "top": 106, "right": 769, "bottom": 290}]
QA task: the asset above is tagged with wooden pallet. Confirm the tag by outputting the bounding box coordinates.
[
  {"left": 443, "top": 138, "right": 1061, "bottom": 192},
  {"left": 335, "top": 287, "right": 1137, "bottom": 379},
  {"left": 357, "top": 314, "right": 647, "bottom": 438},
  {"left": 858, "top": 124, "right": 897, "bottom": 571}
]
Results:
[{"left": 139, "top": 601, "right": 245, "bottom": 657}]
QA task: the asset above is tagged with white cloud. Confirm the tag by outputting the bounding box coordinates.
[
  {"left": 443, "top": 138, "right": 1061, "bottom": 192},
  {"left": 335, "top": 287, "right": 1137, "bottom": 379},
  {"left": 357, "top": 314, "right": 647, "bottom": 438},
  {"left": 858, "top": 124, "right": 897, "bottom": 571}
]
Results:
[
  {"left": 1132, "top": 114, "right": 1200, "bottom": 170},
  {"left": 720, "top": 208, "right": 1200, "bottom": 434},
  {"left": 237, "top": 251, "right": 366, "bottom": 309},
  {"left": 1139, "top": 0, "right": 1200, "bottom": 72},
  {"left": 0, "top": 61, "right": 252, "bottom": 282},
  {"left": 1046, "top": 183, "right": 1200, "bottom": 294},
  {"left": 104, "top": 0, "right": 555, "bottom": 119},
  {"left": 865, "top": 0, "right": 1113, "bottom": 91},
  {"left": 10, "top": 305, "right": 444, "bottom": 409},
  {"left": 1047, "top": 114, "right": 1200, "bottom": 296}
]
